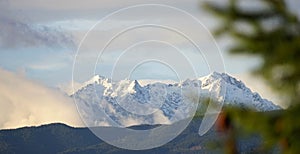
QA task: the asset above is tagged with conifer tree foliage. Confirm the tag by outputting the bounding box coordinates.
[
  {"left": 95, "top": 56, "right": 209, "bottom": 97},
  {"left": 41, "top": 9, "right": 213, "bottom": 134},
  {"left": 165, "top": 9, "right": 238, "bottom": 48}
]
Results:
[
  {"left": 203, "top": 0, "right": 300, "bottom": 153},
  {"left": 204, "top": 0, "right": 300, "bottom": 105}
]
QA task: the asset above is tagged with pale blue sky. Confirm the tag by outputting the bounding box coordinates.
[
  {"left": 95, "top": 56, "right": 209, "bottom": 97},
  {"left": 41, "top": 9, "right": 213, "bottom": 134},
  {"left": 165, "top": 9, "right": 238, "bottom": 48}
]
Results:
[{"left": 0, "top": 0, "right": 299, "bottom": 87}]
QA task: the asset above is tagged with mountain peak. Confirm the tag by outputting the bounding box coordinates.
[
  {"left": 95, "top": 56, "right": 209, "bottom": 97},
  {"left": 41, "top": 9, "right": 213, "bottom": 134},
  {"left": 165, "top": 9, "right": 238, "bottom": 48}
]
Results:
[
  {"left": 77, "top": 75, "right": 107, "bottom": 88},
  {"left": 133, "top": 80, "right": 142, "bottom": 90},
  {"left": 89, "top": 75, "right": 106, "bottom": 84},
  {"left": 127, "top": 80, "right": 142, "bottom": 94},
  {"left": 200, "top": 72, "right": 247, "bottom": 90},
  {"left": 206, "top": 71, "right": 230, "bottom": 80},
  {"left": 210, "top": 71, "right": 222, "bottom": 76}
]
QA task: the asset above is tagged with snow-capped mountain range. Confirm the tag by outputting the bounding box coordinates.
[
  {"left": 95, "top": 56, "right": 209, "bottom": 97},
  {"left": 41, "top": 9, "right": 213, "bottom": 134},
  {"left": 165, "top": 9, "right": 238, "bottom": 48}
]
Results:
[{"left": 72, "top": 72, "right": 281, "bottom": 127}]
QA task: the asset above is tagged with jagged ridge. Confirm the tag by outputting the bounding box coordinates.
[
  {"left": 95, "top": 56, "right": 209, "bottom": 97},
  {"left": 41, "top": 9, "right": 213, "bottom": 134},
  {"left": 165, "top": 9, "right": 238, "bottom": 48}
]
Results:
[{"left": 72, "top": 72, "right": 281, "bottom": 127}]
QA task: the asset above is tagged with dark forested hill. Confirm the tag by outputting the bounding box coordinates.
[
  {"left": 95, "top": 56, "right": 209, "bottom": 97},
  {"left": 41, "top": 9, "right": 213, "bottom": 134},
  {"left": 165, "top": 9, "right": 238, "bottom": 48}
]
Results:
[
  {"left": 0, "top": 123, "right": 101, "bottom": 154},
  {"left": 0, "top": 118, "right": 264, "bottom": 154}
]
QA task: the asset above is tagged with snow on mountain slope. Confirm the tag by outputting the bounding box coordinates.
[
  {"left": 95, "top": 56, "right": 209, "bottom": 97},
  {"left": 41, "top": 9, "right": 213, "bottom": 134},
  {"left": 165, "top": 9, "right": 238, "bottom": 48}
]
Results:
[
  {"left": 199, "top": 72, "right": 280, "bottom": 111},
  {"left": 72, "top": 72, "right": 281, "bottom": 127}
]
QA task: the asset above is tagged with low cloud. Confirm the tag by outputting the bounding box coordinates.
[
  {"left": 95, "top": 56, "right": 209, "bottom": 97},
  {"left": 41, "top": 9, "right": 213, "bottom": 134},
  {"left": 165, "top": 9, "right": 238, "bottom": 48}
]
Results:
[
  {"left": 0, "top": 68, "right": 84, "bottom": 129},
  {"left": 153, "top": 110, "right": 171, "bottom": 125}
]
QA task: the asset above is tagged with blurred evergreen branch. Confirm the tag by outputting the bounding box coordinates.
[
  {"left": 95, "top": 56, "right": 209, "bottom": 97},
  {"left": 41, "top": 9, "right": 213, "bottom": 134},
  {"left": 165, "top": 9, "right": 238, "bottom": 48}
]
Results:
[
  {"left": 203, "top": 0, "right": 300, "bottom": 104},
  {"left": 224, "top": 106, "right": 300, "bottom": 153},
  {"left": 202, "top": 0, "right": 300, "bottom": 153}
]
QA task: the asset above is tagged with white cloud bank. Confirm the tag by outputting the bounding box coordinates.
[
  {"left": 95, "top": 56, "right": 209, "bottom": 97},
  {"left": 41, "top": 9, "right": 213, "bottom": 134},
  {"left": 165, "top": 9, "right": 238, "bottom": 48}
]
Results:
[{"left": 0, "top": 68, "right": 84, "bottom": 129}]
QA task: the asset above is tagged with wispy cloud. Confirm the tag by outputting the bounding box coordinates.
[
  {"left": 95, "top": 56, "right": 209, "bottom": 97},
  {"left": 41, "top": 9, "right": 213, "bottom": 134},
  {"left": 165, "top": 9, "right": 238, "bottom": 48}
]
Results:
[{"left": 0, "top": 0, "right": 75, "bottom": 49}]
